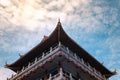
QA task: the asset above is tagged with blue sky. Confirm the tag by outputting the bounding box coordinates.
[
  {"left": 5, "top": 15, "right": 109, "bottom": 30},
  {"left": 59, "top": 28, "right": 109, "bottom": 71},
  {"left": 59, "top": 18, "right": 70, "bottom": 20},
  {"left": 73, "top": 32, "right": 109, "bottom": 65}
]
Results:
[{"left": 0, "top": 0, "right": 120, "bottom": 80}]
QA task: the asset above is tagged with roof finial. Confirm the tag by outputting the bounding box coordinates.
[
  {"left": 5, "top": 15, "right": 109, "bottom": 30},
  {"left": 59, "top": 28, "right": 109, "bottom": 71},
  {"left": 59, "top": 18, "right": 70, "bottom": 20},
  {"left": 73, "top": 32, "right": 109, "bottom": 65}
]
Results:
[
  {"left": 4, "top": 61, "right": 9, "bottom": 67},
  {"left": 113, "top": 69, "right": 117, "bottom": 74},
  {"left": 58, "top": 18, "right": 60, "bottom": 22}
]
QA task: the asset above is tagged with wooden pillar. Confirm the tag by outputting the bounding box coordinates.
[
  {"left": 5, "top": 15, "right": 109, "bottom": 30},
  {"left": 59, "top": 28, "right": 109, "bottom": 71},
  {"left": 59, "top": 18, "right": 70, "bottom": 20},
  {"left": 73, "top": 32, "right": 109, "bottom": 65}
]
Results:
[
  {"left": 48, "top": 74, "right": 52, "bottom": 80},
  {"left": 69, "top": 73, "right": 72, "bottom": 80},
  {"left": 59, "top": 68, "right": 63, "bottom": 79}
]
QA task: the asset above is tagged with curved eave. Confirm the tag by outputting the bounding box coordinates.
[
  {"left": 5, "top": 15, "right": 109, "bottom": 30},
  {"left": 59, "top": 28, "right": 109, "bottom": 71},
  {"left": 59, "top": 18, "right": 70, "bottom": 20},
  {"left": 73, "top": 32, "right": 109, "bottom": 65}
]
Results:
[
  {"left": 5, "top": 21, "right": 115, "bottom": 78},
  {"left": 5, "top": 22, "right": 61, "bottom": 72},
  {"left": 61, "top": 33, "right": 115, "bottom": 78}
]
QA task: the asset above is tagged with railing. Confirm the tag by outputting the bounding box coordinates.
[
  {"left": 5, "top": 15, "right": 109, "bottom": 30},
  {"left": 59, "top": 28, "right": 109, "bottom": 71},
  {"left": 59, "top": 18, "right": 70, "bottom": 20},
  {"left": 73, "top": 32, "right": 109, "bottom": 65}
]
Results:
[
  {"left": 50, "top": 68, "right": 75, "bottom": 80},
  {"left": 8, "top": 43, "right": 60, "bottom": 80},
  {"left": 60, "top": 45, "right": 106, "bottom": 80},
  {"left": 37, "top": 68, "right": 76, "bottom": 80},
  {"left": 9, "top": 42, "right": 106, "bottom": 80}
]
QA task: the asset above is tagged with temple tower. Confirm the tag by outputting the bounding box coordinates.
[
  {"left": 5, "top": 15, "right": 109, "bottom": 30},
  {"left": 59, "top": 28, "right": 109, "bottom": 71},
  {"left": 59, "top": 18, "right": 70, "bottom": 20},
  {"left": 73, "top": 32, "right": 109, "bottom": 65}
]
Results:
[{"left": 5, "top": 21, "right": 115, "bottom": 80}]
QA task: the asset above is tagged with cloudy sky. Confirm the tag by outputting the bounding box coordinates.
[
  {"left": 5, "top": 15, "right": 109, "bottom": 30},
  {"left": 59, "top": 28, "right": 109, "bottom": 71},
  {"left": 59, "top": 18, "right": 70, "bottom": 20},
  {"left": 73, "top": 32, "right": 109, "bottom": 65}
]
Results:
[{"left": 0, "top": 0, "right": 120, "bottom": 80}]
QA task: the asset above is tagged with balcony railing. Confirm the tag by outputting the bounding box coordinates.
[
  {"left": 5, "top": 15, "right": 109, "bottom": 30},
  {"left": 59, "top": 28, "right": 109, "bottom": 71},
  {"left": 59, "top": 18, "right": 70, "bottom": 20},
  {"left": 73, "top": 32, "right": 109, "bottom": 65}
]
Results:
[
  {"left": 8, "top": 42, "right": 106, "bottom": 80},
  {"left": 36, "top": 68, "right": 76, "bottom": 80}
]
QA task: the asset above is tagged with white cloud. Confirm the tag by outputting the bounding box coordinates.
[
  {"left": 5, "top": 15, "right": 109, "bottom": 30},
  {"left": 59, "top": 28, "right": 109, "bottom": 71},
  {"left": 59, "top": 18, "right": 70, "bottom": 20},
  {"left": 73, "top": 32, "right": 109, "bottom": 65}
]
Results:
[
  {"left": 0, "top": 0, "right": 119, "bottom": 33},
  {"left": 0, "top": 67, "right": 15, "bottom": 80},
  {"left": 0, "top": 0, "right": 120, "bottom": 80},
  {"left": 105, "top": 36, "right": 120, "bottom": 55},
  {"left": 0, "top": 0, "right": 99, "bottom": 31},
  {"left": 0, "top": 0, "right": 11, "bottom": 6}
]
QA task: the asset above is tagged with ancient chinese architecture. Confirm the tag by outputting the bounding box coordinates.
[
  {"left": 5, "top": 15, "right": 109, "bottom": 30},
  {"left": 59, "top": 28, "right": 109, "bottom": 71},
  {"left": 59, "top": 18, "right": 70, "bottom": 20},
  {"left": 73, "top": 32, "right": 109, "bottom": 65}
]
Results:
[{"left": 5, "top": 20, "right": 116, "bottom": 80}]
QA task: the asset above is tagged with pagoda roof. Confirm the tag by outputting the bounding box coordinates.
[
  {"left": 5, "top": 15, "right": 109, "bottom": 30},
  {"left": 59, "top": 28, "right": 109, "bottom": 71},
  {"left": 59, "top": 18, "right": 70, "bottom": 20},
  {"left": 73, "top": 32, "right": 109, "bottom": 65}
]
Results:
[{"left": 5, "top": 20, "right": 115, "bottom": 78}]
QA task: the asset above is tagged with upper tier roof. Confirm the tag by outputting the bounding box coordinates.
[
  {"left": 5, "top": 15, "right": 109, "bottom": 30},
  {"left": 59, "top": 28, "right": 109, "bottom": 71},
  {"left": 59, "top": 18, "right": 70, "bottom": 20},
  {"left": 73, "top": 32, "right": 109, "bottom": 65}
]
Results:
[{"left": 5, "top": 21, "right": 115, "bottom": 78}]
